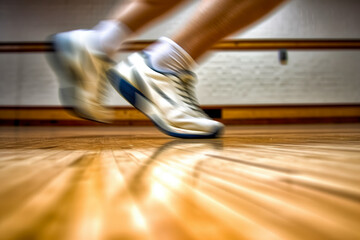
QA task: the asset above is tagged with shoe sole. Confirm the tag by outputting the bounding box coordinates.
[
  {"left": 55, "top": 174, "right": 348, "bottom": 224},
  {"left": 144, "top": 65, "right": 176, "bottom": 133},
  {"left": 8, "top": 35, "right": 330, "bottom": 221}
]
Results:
[{"left": 107, "top": 69, "right": 222, "bottom": 138}]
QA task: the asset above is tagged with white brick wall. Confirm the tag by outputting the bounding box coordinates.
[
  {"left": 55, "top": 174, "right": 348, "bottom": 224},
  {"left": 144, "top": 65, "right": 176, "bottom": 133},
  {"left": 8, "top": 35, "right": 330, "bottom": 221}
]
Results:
[
  {"left": 0, "top": 0, "right": 359, "bottom": 106},
  {"left": 195, "top": 51, "right": 360, "bottom": 104}
]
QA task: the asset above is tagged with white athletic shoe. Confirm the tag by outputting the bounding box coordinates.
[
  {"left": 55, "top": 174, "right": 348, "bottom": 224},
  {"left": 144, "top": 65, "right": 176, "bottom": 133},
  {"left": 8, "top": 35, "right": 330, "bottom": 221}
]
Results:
[
  {"left": 47, "top": 30, "right": 113, "bottom": 123},
  {"left": 107, "top": 52, "right": 224, "bottom": 138}
]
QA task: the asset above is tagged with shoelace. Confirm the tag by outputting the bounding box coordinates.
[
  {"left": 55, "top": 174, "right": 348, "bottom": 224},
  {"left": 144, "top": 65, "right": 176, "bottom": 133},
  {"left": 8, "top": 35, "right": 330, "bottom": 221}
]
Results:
[{"left": 171, "top": 73, "right": 207, "bottom": 116}]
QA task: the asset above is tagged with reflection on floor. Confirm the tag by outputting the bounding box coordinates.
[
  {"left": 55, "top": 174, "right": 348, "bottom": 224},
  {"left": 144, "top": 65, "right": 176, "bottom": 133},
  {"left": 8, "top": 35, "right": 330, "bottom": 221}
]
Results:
[{"left": 0, "top": 124, "right": 359, "bottom": 240}]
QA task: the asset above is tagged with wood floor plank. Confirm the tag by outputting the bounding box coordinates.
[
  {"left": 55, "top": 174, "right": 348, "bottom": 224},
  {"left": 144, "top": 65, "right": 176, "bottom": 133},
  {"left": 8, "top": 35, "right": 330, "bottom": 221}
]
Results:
[{"left": 0, "top": 124, "right": 359, "bottom": 240}]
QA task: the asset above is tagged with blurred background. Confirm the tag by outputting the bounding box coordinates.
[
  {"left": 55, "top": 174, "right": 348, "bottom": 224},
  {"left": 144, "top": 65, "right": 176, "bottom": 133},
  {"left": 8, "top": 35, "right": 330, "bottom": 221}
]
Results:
[{"left": 0, "top": 0, "right": 359, "bottom": 107}]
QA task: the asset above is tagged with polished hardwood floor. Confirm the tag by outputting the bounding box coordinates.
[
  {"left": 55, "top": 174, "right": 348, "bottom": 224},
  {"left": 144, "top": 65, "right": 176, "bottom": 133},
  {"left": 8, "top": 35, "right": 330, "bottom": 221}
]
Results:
[{"left": 0, "top": 124, "right": 359, "bottom": 240}]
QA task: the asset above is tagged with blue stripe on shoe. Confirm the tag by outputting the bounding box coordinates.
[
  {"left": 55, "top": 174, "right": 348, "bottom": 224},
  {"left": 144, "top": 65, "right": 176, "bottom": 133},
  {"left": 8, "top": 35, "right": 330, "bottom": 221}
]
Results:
[
  {"left": 107, "top": 69, "right": 221, "bottom": 139},
  {"left": 107, "top": 69, "right": 147, "bottom": 108}
]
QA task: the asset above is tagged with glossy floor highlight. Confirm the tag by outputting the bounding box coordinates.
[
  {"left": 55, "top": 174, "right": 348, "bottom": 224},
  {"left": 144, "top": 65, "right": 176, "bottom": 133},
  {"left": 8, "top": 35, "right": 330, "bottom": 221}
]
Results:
[{"left": 0, "top": 124, "right": 359, "bottom": 240}]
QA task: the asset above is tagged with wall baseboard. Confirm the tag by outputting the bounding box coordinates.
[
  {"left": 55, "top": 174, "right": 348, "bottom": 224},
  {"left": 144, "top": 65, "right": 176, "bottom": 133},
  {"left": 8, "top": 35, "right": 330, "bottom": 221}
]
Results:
[{"left": 0, "top": 105, "right": 359, "bottom": 126}]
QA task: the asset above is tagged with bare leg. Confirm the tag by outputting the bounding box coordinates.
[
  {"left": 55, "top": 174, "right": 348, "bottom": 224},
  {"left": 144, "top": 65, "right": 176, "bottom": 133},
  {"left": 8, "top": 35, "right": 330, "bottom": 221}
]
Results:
[
  {"left": 114, "top": 0, "right": 187, "bottom": 33},
  {"left": 93, "top": 0, "right": 187, "bottom": 57},
  {"left": 172, "top": 0, "right": 287, "bottom": 61}
]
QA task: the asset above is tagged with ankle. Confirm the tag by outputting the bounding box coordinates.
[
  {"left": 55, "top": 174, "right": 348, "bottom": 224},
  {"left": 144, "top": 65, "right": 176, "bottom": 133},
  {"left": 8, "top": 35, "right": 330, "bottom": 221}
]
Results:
[
  {"left": 92, "top": 20, "right": 132, "bottom": 57},
  {"left": 144, "top": 37, "right": 196, "bottom": 74}
]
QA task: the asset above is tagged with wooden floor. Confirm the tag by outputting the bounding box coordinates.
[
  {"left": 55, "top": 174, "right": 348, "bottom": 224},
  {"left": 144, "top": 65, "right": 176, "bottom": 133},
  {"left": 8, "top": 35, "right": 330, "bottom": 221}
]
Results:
[{"left": 0, "top": 124, "right": 359, "bottom": 240}]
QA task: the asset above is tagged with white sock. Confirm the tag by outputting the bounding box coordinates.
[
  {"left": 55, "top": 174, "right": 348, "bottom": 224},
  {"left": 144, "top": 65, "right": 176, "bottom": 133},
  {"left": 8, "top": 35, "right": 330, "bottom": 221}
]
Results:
[
  {"left": 92, "top": 20, "right": 131, "bottom": 57},
  {"left": 144, "top": 37, "right": 196, "bottom": 73}
]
